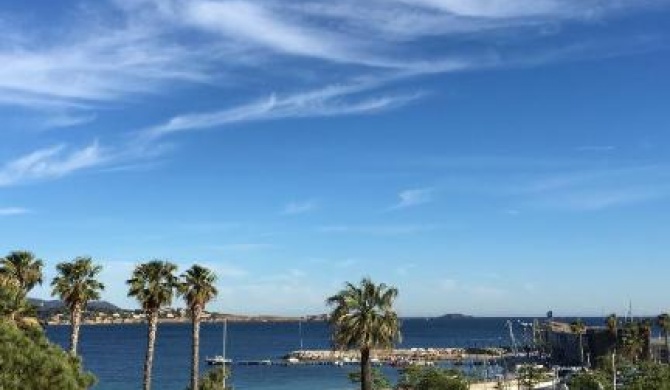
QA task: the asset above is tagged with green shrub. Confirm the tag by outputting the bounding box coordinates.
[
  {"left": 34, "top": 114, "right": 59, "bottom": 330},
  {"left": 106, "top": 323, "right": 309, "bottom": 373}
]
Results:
[
  {"left": 189, "top": 366, "right": 231, "bottom": 390},
  {"left": 0, "top": 320, "right": 95, "bottom": 389},
  {"left": 397, "top": 366, "right": 468, "bottom": 390},
  {"left": 348, "top": 368, "right": 392, "bottom": 390},
  {"left": 569, "top": 371, "right": 612, "bottom": 390}
]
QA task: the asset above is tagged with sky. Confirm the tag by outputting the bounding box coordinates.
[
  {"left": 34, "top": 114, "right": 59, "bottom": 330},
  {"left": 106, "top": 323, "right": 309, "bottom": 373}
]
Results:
[{"left": 1, "top": 0, "right": 670, "bottom": 317}]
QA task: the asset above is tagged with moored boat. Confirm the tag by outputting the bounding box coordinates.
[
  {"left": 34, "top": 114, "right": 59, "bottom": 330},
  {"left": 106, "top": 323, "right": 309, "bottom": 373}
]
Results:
[{"left": 206, "top": 355, "right": 232, "bottom": 365}]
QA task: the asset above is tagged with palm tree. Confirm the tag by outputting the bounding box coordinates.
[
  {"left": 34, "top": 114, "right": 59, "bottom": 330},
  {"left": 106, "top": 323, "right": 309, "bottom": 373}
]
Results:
[
  {"left": 0, "top": 251, "right": 44, "bottom": 319},
  {"left": 182, "top": 264, "right": 218, "bottom": 390},
  {"left": 327, "top": 278, "right": 401, "bottom": 390},
  {"left": 621, "top": 322, "right": 644, "bottom": 362},
  {"left": 658, "top": 314, "right": 670, "bottom": 363},
  {"left": 51, "top": 257, "right": 105, "bottom": 355},
  {"left": 606, "top": 314, "right": 618, "bottom": 337},
  {"left": 570, "top": 319, "right": 586, "bottom": 366},
  {"left": 127, "top": 260, "right": 181, "bottom": 390},
  {"left": 0, "top": 275, "right": 27, "bottom": 318},
  {"left": 640, "top": 319, "right": 652, "bottom": 361}
]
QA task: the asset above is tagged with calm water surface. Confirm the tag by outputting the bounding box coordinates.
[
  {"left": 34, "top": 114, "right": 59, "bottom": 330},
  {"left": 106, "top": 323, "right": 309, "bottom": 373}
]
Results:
[{"left": 45, "top": 317, "right": 603, "bottom": 390}]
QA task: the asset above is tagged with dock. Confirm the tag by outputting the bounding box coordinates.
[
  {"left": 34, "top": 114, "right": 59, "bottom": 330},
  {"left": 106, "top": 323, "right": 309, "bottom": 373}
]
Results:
[
  {"left": 217, "top": 347, "right": 510, "bottom": 368},
  {"left": 284, "top": 347, "right": 508, "bottom": 366}
]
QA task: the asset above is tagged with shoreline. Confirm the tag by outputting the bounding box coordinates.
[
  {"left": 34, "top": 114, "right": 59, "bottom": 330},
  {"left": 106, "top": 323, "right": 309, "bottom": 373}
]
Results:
[{"left": 45, "top": 317, "right": 326, "bottom": 326}]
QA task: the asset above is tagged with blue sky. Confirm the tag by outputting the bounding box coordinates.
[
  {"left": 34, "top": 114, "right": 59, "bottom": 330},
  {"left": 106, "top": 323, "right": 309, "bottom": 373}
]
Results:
[{"left": 1, "top": 0, "right": 670, "bottom": 317}]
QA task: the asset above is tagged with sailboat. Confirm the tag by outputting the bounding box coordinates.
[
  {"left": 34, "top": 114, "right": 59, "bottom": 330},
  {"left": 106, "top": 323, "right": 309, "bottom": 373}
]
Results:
[
  {"left": 206, "top": 319, "right": 233, "bottom": 366},
  {"left": 286, "top": 319, "right": 305, "bottom": 364}
]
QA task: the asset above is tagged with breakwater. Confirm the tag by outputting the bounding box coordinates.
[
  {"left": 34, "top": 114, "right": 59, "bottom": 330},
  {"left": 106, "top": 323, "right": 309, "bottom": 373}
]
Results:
[{"left": 286, "top": 347, "right": 507, "bottom": 366}]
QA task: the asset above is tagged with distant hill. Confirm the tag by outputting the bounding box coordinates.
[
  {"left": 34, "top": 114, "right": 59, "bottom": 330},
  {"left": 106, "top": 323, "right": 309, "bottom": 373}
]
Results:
[
  {"left": 437, "top": 313, "right": 473, "bottom": 319},
  {"left": 28, "top": 298, "right": 123, "bottom": 312}
]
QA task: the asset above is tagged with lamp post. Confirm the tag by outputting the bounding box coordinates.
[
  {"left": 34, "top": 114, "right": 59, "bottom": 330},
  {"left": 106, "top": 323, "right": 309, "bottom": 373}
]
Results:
[{"left": 612, "top": 349, "right": 616, "bottom": 390}]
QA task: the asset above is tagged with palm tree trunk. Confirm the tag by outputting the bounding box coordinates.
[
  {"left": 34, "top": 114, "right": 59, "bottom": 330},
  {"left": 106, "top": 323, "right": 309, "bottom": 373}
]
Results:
[
  {"left": 12, "top": 290, "right": 25, "bottom": 321},
  {"left": 144, "top": 310, "right": 158, "bottom": 390},
  {"left": 14, "top": 290, "right": 24, "bottom": 319},
  {"left": 665, "top": 331, "right": 669, "bottom": 364},
  {"left": 360, "top": 347, "right": 371, "bottom": 390},
  {"left": 70, "top": 303, "right": 82, "bottom": 355},
  {"left": 191, "top": 305, "right": 202, "bottom": 390}
]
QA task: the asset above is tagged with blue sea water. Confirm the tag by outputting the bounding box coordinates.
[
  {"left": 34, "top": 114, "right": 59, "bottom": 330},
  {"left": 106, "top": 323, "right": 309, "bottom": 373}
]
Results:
[{"left": 44, "top": 317, "right": 602, "bottom": 390}]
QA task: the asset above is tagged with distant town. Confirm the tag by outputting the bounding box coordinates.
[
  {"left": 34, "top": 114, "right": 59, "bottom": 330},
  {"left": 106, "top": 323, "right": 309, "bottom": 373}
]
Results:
[{"left": 30, "top": 299, "right": 327, "bottom": 325}]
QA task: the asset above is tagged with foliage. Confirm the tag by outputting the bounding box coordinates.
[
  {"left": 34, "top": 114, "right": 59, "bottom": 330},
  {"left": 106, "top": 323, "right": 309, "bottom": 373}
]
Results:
[
  {"left": 605, "top": 314, "right": 618, "bottom": 337},
  {"left": 570, "top": 319, "right": 586, "bottom": 334},
  {"left": 517, "top": 365, "right": 548, "bottom": 390},
  {"left": 620, "top": 362, "right": 670, "bottom": 390},
  {"left": 127, "top": 260, "right": 181, "bottom": 311},
  {"left": 327, "top": 278, "right": 401, "bottom": 390},
  {"left": 658, "top": 314, "right": 670, "bottom": 335},
  {"left": 568, "top": 371, "right": 612, "bottom": 390},
  {"left": 0, "top": 251, "right": 44, "bottom": 294},
  {"left": 327, "top": 277, "right": 401, "bottom": 351},
  {"left": 570, "top": 319, "right": 587, "bottom": 365},
  {"left": 658, "top": 314, "right": 670, "bottom": 363},
  {"left": 0, "top": 277, "right": 30, "bottom": 318},
  {"left": 1, "top": 251, "right": 44, "bottom": 319},
  {"left": 182, "top": 264, "right": 218, "bottom": 390},
  {"left": 397, "top": 366, "right": 468, "bottom": 390},
  {"left": 0, "top": 319, "right": 95, "bottom": 389},
  {"left": 51, "top": 257, "right": 105, "bottom": 312},
  {"left": 619, "top": 321, "right": 650, "bottom": 362},
  {"left": 348, "top": 368, "right": 391, "bottom": 390},
  {"left": 181, "top": 265, "right": 218, "bottom": 312},
  {"left": 127, "top": 260, "right": 181, "bottom": 390},
  {"left": 188, "top": 367, "right": 231, "bottom": 390},
  {"left": 51, "top": 257, "right": 105, "bottom": 355}
]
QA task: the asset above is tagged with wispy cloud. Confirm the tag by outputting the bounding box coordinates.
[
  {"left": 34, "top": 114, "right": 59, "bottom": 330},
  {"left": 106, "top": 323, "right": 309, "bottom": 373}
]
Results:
[
  {"left": 282, "top": 200, "right": 318, "bottom": 215},
  {"left": 0, "top": 207, "right": 31, "bottom": 216},
  {"left": 0, "top": 0, "right": 666, "bottom": 188},
  {"left": 208, "top": 243, "right": 273, "bottom": 252},
  {"left": 530, "top": 187, "right": 670, "bottom": 211},
  {"left": 428, "top": 157, "right": 670, "bottom": 211},
  {"left": 393, "top": 0, "right": 564, "bottom": 18},
  {"left": 0, "top": 21, "right": 210, "bottom": 111},
  {"left": 192, "top": 261, "right": 249, "bottom": 279},
  {"left": 144, "top": 82, "right": 422, "bottom": 138},
  {"left": 0, "top": 142, "right": 106, "bottom": 186},
  {"left": 181, "top": 0, "right": 364, "bottom": 64},
  {"left": 437, "top": 278, "right": 507, "bottom": 299},
  {"left": 318, "top": 224, "right": 437, "bottom": 236},
  {"left": 395, "top": 263, "right": 417, "bottom": 276},
  {"left": 40, "top": 113, "right": 98, "bottom": 129},
  {"left": 575, "top": 145, "right": 617, "bottom": 153},
  {"left": 389, "top": 187, "right": 434, "bottom": 210},
  {"left": 1, "top": 0, "right": 661, "bottom": 116},
  {"left": 515, "top": 165, "right": 670, "bottom": 210}
]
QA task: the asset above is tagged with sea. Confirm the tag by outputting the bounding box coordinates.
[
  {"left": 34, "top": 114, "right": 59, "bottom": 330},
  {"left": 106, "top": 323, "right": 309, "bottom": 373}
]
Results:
[{"left": 45, "top": 317, "right": 605, "bottom": 390}]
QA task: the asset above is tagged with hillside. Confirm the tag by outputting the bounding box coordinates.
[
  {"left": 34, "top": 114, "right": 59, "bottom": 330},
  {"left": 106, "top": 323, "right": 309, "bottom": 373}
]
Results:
[{"left": 28, "top": 298, "right": 123, "bottom": 313}]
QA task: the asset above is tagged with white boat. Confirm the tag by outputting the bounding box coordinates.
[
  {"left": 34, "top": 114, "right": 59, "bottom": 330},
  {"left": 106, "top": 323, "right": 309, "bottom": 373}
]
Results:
[{"left": 206, "top": 355, "right": 232, "bottom": 365}]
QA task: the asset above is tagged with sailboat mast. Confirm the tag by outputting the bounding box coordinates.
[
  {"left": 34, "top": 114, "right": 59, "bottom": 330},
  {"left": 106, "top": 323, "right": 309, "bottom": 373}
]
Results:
[
  {"left": 299, "top": 319, "right": 304, "bottom": 351},
  {"left": 222, "top": 319, "right": 227, "bottom": 389}
]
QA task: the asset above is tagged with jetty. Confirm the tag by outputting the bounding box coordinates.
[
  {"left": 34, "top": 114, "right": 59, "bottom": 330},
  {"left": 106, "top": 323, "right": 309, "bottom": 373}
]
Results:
[
  {"left": 283, "top": 347, "right": 508, "bottom": 366},
  {"left": 207, "top": 347, "right": 512, "bottom": 368}
]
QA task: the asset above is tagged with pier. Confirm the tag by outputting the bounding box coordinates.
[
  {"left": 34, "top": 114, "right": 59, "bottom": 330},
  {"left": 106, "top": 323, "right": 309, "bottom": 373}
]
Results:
[
  {"left": 214, "top": 347, "right": 512, "bottom": 368},
  {"left": 284, "top": 347, "right": 508, "bottom": 366}
]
